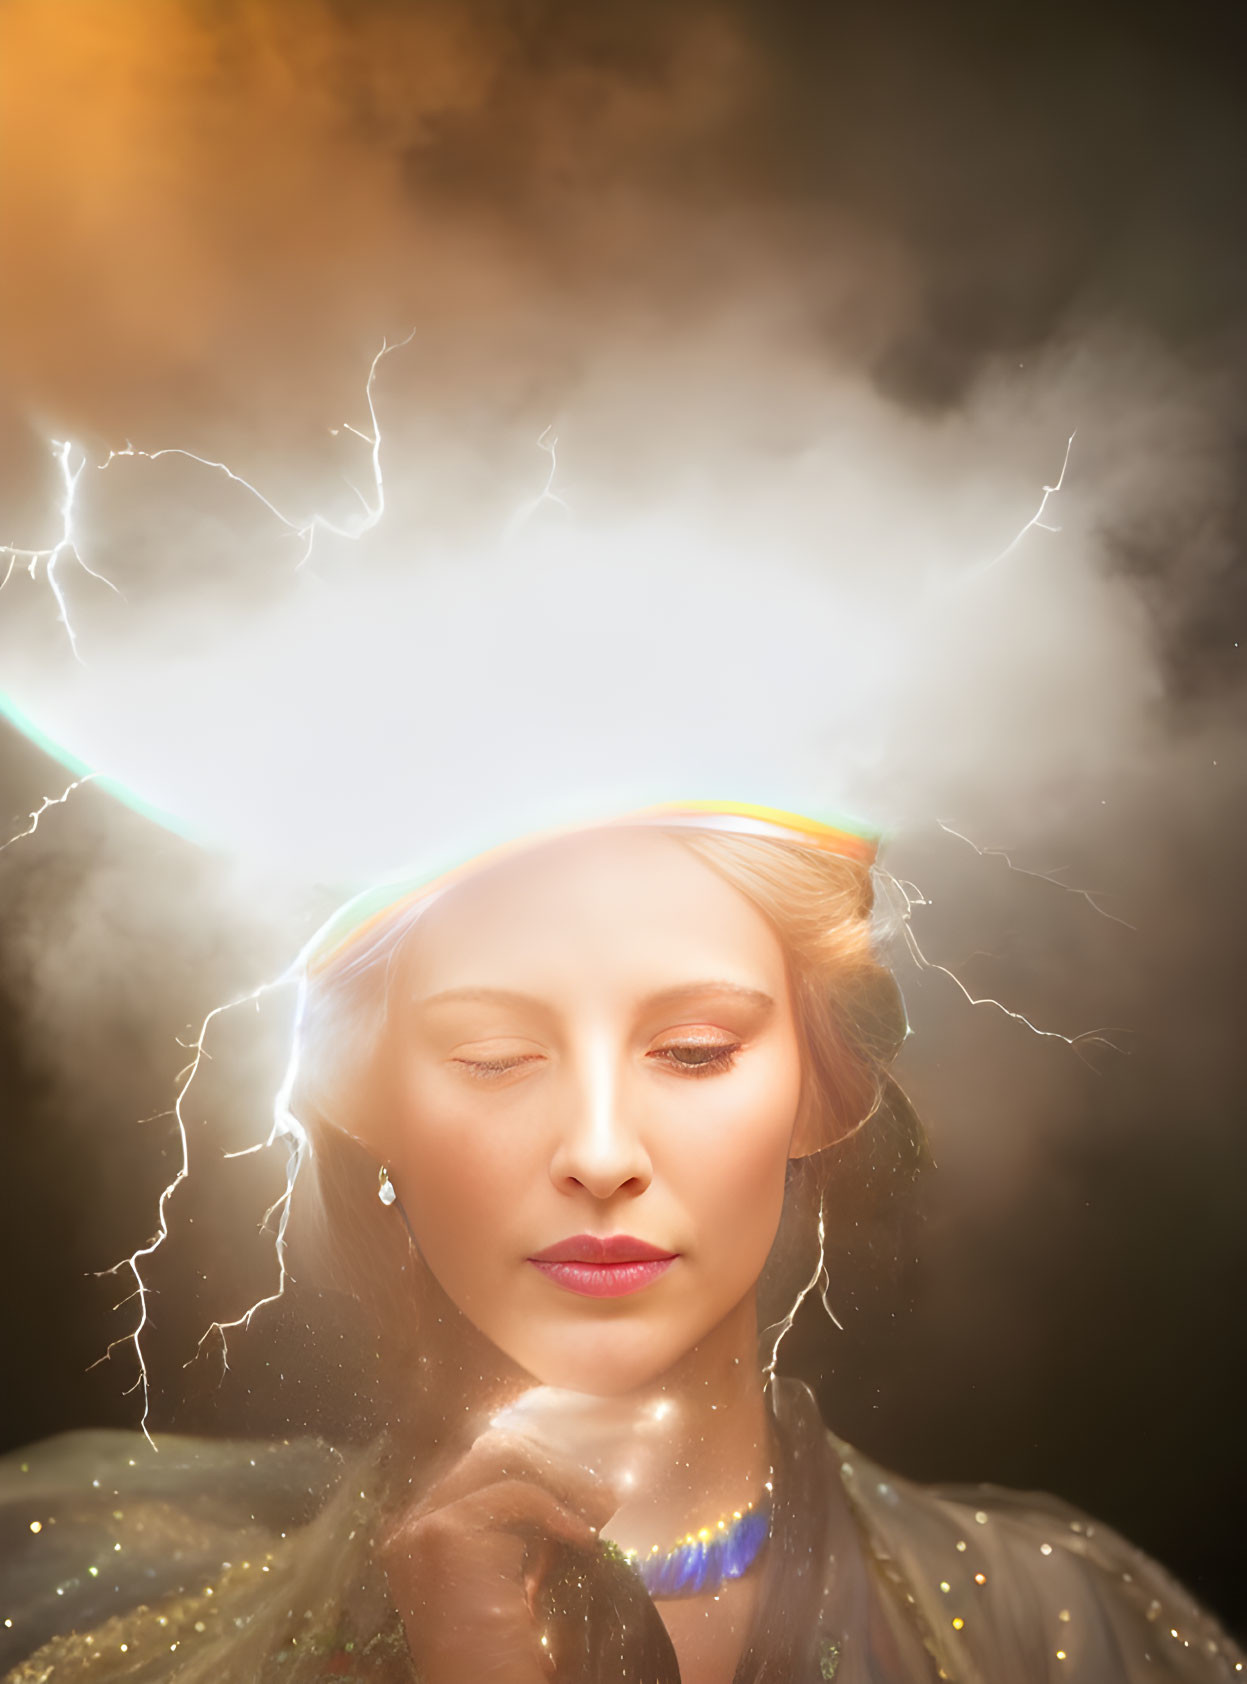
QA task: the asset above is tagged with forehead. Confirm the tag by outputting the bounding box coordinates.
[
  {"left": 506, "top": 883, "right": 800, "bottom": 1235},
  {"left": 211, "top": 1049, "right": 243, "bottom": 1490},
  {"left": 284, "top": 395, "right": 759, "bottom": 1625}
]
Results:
[{"left": 399, "top": 827, "right": 789, "bottom": 1000}]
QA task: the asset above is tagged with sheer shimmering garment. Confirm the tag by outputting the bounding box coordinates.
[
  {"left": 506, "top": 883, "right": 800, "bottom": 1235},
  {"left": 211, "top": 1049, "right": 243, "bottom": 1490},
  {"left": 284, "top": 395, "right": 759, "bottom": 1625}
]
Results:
[{"left": 1, "top": 1383, "right": 1240, "bottom": 1683}]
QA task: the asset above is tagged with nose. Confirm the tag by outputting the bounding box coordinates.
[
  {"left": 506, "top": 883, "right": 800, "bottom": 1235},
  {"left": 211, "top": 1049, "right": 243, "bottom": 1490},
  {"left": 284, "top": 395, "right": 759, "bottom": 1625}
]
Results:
[{"left": 548, "top": 1038, "right": 653, "bottom": 1202}]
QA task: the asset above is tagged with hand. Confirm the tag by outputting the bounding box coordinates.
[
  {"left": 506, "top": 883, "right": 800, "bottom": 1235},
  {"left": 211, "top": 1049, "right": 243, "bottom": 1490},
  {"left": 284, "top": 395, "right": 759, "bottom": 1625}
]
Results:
[{"left": 379, "top": 1426, "right": 620, "bottom": 1684}]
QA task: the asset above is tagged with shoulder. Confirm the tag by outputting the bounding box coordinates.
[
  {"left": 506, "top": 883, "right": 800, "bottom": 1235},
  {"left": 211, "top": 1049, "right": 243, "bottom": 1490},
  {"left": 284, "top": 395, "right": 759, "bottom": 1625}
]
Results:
[
  {"left": 0, "top": 1426, "right": 347, "bottom": 1509},
  {"left": 828, "top": 1431, "right": 1244, "bottom": 1682},
  {"left": 0, "top": 1429, "right": 387, "bottom": 1682}
]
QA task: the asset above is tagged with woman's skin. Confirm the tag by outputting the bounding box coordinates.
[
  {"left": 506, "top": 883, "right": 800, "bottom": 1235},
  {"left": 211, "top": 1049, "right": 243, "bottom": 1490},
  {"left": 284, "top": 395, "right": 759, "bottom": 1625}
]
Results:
[{"left": 361, "top": 828, "right": 810, "bottom": 1684}]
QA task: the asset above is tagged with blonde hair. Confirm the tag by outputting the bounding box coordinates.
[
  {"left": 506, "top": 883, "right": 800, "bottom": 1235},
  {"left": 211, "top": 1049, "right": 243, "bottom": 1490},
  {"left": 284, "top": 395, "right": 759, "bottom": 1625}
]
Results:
[{"left": 673, "top": 829, "right": 904, "bottom": 1150}]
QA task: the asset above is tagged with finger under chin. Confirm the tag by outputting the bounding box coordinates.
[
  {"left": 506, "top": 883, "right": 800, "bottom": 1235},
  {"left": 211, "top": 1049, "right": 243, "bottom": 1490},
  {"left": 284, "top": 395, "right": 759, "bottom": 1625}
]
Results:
[{"left": 419, "top": 1429, "right": 620, "bottom": 1531}]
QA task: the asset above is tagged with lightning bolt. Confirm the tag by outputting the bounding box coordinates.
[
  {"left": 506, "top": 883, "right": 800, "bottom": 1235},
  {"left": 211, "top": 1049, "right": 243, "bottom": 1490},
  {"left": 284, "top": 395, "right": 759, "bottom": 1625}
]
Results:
[
  {"left": 876, "top": 866, "right": 1122, "bottom": 1059},
  {"left": 968, "top": 430, "right": 1077, "bottom": 579},
  {"left": 505, "top": 424, "right": 569, "bottom": 541},
  {"left": 92, "top": 970, "right": 300, "bottom": 1446},
  {"left": 0, "top": 441, "right": 121, "bottom": 662},
  {"left": 102, "top": 330, "right": 414, "bottom": 572},
  {"left": 2, "top": 332, "right": 414, "bottom": 662},
  {"left": 189, "top": 973, "right": 309, "bottom": 1371},
  {"left": 935, "top": 820, "right": 1136, "bottom": 930},
  {"left": 0, "top": 771, "right": 96, "bottom": 852},
  {"left": 762, "top": 1193, "right": 842, "bottom": 1390}
]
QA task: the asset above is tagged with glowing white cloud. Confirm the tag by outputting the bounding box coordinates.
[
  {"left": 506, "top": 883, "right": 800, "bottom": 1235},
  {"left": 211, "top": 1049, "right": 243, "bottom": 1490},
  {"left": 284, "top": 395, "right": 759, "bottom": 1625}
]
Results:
[{"left": 0, "top": 342, "right": 1163, "bottom": 894}]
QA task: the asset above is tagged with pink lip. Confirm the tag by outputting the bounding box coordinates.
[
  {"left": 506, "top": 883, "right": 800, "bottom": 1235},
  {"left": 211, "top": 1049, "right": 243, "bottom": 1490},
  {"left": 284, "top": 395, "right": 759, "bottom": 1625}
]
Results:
[
  {"left": 528, "top": 1234, "right": 678, "bottom": 1299},
  {"left": 531, "top": 1233, "right": 675, "bottom": 1264}
]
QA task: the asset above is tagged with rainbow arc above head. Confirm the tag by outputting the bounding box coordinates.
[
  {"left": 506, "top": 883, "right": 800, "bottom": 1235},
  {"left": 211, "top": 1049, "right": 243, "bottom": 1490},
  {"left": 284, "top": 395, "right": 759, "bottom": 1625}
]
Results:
[
  {"left": 0, "top": 686, "right": 883, "bottom": 971},
  {"left": 301, "top": 800, "right": 882, "bottom": 976}
]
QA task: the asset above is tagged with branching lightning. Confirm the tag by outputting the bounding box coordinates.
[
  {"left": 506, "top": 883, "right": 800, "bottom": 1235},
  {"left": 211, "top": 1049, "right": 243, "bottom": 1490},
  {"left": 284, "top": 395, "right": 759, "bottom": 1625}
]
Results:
[
  {"left": 762, "top": 1194, "right": 842, "bottom": 1389},
  {"left": 871, "top": 430, "right": 1126, "bottom": 1057},
  {"left": 936, "top": 820, "right": 1136, "bottom": 930},
  {"left": 2, "top": 333, "right": 414, "bottom": 663},
  {"left": 0, "top": 441, "right": 120, "bottom": 662},
  {"left": 0, "top": 771, "right": 97, "bottom": 852},
  {"left": 92, "top": 970, "right": 301, "bottom": 1445},
  {"left": 969, "top": 430, "right": 1077, "bottom": 579},
  {"left": 189, "top": 973, "right": 309, "bottom": 1372},
  {"left": 505, "top": 424, "right": 568, "bottom": 540},
  {"left": 876, "top": 866, "right": 1123, "bottom": 1060},
  {"left": 102, "top": 331, "right": 413, "bottom": 573}
]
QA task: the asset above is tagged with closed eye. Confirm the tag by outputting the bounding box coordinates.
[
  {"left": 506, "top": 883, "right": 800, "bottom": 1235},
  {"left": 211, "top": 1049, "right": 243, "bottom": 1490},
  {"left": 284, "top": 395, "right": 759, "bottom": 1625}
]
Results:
[
  {"left": 451, "top": 1054, "right": 545, "bottom": 1081},
  {"left": 649, "top": 1042, "right": 741, "bottom": 1078}
]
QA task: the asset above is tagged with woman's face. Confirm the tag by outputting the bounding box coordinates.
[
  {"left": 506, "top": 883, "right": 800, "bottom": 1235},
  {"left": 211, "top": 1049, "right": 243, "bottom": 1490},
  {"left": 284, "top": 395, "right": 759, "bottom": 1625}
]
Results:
[{"left": 364, "top": 828, "right": 804, "bottom": 1396}]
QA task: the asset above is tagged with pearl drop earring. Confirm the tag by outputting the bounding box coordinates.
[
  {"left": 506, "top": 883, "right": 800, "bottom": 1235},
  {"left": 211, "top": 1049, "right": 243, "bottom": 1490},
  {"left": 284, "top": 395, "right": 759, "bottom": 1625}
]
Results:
[{"left": 378, "top": 1165, "right": 397, "bottom": 1206}]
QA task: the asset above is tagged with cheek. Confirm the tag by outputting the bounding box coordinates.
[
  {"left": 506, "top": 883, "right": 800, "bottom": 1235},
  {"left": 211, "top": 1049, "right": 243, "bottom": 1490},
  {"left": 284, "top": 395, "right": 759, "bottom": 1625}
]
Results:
[
  {"left": 381, "top": 1070, "right": 523, "bottom": 1258},
  {"left": 666, "top": 1046, "right": 801, "bottom": 1252}
]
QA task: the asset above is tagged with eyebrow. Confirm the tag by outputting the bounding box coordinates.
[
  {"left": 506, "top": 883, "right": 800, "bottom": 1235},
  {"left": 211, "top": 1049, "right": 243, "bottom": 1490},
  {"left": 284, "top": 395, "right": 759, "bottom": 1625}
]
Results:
[
  {"left": 417, "top": 981, "right": 775, "bottom": 1014},
  {"left": 641, "top": 981, "right": 775, "bottom": 1014}
]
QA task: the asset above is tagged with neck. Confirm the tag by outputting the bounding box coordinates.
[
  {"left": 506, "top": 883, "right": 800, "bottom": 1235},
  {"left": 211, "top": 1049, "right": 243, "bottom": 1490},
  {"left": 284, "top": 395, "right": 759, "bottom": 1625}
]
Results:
[{"left": 596, "top": 1296, "right": 774, "bottom": 1560}]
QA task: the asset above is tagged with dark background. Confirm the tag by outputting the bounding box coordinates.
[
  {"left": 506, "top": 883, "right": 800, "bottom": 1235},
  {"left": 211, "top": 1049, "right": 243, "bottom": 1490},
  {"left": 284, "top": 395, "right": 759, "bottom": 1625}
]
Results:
[{"left": 1, "top": 0, "right": 1244, "bottom": 1640}]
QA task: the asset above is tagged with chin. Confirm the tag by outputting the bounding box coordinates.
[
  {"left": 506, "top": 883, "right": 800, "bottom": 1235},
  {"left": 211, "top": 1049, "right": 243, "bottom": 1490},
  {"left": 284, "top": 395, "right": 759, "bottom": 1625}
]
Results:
[{"left": 500, "top": 1319, "right": 720, "bottom": 1398}]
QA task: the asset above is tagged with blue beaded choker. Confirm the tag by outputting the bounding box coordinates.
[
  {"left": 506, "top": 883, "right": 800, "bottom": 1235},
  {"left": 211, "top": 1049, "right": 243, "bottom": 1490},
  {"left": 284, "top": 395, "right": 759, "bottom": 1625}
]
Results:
[{"left": 620, "top": 1487, "right": 773, "bottom": 1600}]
